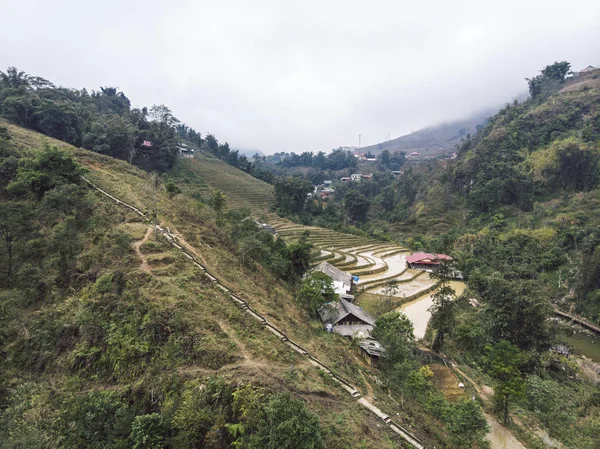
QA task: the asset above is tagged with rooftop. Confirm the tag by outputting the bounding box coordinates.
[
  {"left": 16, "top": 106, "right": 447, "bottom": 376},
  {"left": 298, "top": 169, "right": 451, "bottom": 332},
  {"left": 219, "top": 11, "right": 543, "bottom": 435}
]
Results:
[
  {"left": 319, "top": 297, "right": 375, "bottom": 327},
  {"left": 359, "top": 338, "right": 385, "bottom": 357},
  {"left": 313, "top": 261, "right": 353, "bottom": 285},
  {"left": 406, "top": 252, "right": 453, "bottom": 264}
]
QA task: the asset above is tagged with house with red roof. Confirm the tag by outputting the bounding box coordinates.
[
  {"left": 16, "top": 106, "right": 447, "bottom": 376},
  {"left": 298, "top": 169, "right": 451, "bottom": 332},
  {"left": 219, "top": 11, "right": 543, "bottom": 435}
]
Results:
[{"left": 406, "top": 252, "right": 453, "bottom": 270}]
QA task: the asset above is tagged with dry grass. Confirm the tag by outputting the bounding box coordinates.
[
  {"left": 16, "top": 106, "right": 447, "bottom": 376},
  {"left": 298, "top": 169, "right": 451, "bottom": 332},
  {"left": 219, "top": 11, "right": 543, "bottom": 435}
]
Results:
[{"left": 428, "top": 364, "right": 468, "bottom": 403}]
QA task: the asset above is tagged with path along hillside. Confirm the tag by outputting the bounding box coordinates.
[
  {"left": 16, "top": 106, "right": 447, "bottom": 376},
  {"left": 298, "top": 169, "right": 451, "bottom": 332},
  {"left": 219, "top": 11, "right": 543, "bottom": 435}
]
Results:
[
  {"left": 3, "top": 121, "right": 467, "bottom": 448},
  {"left": 169, "top": 155, "right": 445, "bottom": 316}
]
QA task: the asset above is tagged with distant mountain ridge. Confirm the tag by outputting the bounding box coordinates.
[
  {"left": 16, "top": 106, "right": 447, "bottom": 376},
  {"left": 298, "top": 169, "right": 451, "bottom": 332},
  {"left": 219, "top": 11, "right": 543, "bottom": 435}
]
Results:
[{"left": 359, "top": 108, "right": 498, "bottom": 158}]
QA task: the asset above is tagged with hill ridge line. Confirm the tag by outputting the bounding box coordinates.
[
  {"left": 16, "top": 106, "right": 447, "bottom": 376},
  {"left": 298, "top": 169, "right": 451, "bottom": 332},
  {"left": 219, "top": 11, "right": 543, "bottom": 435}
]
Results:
[{"left": 82, "top": 176, "right": 427, "bottom": 449}]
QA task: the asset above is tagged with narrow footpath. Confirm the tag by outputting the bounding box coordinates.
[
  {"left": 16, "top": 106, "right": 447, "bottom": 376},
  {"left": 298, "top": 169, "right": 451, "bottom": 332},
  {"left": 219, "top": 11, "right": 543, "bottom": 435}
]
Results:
[{"left": 83, "top": 177, "right": 427, "bottom": 449}]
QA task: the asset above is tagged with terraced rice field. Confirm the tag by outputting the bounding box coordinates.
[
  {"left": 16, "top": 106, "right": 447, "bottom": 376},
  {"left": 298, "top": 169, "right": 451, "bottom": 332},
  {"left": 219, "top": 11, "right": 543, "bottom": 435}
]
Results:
[
  {"left": 171, "top": 154, "right": 275, "bottom": 213},
  {"left": 275, "top": 224, "right": 446, "bottom": 316},
  {"left": 171, "top": 153, "right": 447, "bottom": 330}
]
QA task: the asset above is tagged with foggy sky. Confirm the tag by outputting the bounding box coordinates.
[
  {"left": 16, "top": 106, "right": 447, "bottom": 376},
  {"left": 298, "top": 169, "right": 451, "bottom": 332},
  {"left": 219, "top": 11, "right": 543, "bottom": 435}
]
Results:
[{"left": 1, "top": 0, "right": 599, "bottom": 153}]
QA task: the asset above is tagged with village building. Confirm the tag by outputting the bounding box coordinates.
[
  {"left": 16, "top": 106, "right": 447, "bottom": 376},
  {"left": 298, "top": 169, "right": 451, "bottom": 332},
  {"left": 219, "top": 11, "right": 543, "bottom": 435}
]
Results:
[
  {"left": 253, "top": 220, "right": 277, "bottom": 236},
  {"left": 178, "top": 143, "right": 195, "bottom": 158},
  {"left": 358, "top": 338, "right": 385, "bottom": 367},
  {"left": 340, "top": 176, "right": 351, "bottom": 182},
  {"left": 319, "top": 297, "right": 375, "bottom": 338},
  {"left": 406, "top": 252, "right": 453, "bottom": 270},
  {"left": 361, "top": 173, "right": 373, "bottom": 180},
  {"left": 320, "top": 188, "right": 335, "bottom": 200},
  {"left": 323, "top": 180, "right": 333, "bottom": 186},
  {"left": 366, "top": 157, "right": 377, "bottom": 162},
  {"left": 392, "top": 170, "right": 404, "bottom": 178},
  {"left": 313, "top": 261, "right": 353, "bottom": 295},
  {"left": 408, "top": 151, "right": 420, "bottom": 159},
  {"left": 351, "top": 173, "right": 362, "bottom": 182}
]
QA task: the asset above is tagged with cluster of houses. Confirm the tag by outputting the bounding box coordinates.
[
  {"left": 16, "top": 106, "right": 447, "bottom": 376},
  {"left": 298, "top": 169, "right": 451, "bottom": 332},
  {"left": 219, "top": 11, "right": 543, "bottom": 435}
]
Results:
[
  {"left": 310, "top": 251, "right": 458, "bottom": 367},
  {"left": 340, "top": 173, "right": 373, "bottom": 182},
  {"left": 352, "top": 151, "right": 377, "bottom": 162},
  {"left": 312, "top": 261, "right": 383, "bottom": 366},
  {"left": 310, "top": 180, "right": 336, "bottom": 200}
]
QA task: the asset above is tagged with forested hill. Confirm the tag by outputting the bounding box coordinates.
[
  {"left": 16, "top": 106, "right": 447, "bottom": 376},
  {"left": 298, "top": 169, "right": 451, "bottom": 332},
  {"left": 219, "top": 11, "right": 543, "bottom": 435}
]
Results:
[
  {"left": 403, "top": 62, "right": 600, "bottom": 321},
  {"left": 359, "top": 108, "right": 495, "bottom": 158},
  {"left": 0, "top": 123, "right": 413, "bottom": 449},
  {"left": 0, "top": 67, "right": 252, "bottom": 174}
]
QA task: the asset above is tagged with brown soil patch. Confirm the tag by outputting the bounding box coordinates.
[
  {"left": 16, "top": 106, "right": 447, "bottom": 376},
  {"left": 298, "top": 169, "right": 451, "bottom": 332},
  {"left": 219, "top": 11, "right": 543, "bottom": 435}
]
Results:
[
  {"left": 429, "top": 364, "right": 467, "bottom": 403},
  {"left": 132, "top": 226, "right": 153, "bottom": 274}
]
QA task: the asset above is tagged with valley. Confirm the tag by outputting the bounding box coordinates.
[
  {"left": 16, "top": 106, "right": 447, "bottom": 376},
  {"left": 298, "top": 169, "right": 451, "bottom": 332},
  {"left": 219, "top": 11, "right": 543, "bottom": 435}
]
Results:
[{"left": 1, "top": 60, "right": 600, "bottom": 449}]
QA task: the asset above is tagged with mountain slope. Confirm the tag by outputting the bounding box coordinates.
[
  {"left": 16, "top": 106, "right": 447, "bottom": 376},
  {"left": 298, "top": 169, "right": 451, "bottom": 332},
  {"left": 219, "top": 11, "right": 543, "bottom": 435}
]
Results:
[
  {"left": 361, "top": 109, "right": 496, "bottom": 158},
  {"left": 170, "top": 152, "right": 275, "bottom": 213},
  {"left": 0, "top": 122, "right": 418, "bottom": 449},
  {"left": 4, "top": 121, "right": 496, "bottom": 448}
]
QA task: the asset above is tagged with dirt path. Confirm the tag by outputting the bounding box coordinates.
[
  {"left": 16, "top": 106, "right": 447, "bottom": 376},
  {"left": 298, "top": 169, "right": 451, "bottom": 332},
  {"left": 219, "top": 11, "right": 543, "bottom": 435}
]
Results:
[
  {"left": 168, "top": 228, "right": 209, "bottom": 265},
  {"left": 132, "top": 226, "right": 153, "bottom": 273},
  {"left": 215, "top": 319, "right": 267, "bottom": 371},
  {"left": 485, "top": 413, "right": 528, "bottom": 449},
  {"left": 453, "top": 367, "right": 527, "bottom": 449}
]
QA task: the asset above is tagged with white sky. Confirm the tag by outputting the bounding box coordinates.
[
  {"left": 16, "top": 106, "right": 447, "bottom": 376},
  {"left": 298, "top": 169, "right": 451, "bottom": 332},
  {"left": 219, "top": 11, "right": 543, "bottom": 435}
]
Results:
[{"left": 1, "top": 0, "right": 599, "bottom": 153}]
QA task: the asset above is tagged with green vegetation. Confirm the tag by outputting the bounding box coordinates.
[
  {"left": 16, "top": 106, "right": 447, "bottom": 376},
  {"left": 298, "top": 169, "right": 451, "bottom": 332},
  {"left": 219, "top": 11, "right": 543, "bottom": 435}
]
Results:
[
  {"left": 298, "top": 271, "right": 336, "bottom": 317},
  {"left": 2, "top": 60, "right": 600, "bottom": 448},
  {"left": 0, "top": 127, "right": 409, "bottom": 448}
]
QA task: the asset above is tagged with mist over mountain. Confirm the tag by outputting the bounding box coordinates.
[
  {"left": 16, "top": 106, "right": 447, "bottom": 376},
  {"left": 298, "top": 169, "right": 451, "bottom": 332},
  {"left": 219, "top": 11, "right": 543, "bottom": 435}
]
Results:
[{"left": 357, "top": 107, "right": 500, "bottom": 158}]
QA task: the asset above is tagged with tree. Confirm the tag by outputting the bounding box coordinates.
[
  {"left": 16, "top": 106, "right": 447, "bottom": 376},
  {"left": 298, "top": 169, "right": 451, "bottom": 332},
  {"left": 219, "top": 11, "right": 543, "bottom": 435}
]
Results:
[
  {"left": 245, "top": 393, "right": 324, "bottom": 449},
  {"left": 371, "top": 311, "right": 416, "bottom": 380},
  {"left": 0, "top": 67, "right": 32, "bottom": 89},
  {"left": 130, "top": 413, "right": 167, "bottom": 449},
  {"left": 526, "top": 61, "right": 571, "bottom": 99},
  {"left": 145, "top": 173, "right": 161, "bottom": 238},
  {"left": 480, "top": 276, "right": 552, "bottom": 352},
  {"left": 211, "top": 190, "right": 226, "bottom": 220},
  {"left": 446, "top": 399, "right": 490, "bottom": 448},
  {"left": 344, "top": 190, "right": 370, "bottom": 223},
  {"left": 429, "top": 262, "right": 457, "bottom": 352},
  {"left": 484, "top": 340, "right": 526, "bottom": 423},
  {"left": 298, "top": 271, "right": 336, "bottom": 317},
  {"left": 379, "top": 149, "right": 391, "bottom": 168},
  {"left": 274, "top": 176, "right": 313, "bottom": 215},
  {"left": 377, "top": 279, "right": 399, "bottom": 315},
  {"left": 283, "top": 238, "right": 313, "bottom": 278},
  {"left": 165, "top": 181, "right": 181, "bottom": 198},
  {"left": 82, "top": 114, "right": 136, "bottom": 161},
  {"left": 7, "top": 145, "right": 84, "bottom": 199},
  {"left": 149, "top": 104, "right": 179, "bottom": 128},
  {"left": 0, "top": 201, "right": 33, "bottom": 285}
]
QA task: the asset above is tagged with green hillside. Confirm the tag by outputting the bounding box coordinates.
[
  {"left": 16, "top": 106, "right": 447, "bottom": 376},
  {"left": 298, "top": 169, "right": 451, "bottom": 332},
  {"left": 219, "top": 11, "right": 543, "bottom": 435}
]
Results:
[
  {"left": 170, "top": 153, "right": 275, "bottom": 214},
  {"left": 2, "top": 122, "right": 483, "bottom": 449},
  {"left": 3, "top": 61, "right": 600, "bottom": 449}
]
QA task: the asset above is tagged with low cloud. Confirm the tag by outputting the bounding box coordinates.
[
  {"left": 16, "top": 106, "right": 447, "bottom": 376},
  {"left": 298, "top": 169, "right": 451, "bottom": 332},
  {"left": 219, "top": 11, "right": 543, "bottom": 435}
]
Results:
[{"left": 1, "top": 0, "right": 599, "bottom": 153}]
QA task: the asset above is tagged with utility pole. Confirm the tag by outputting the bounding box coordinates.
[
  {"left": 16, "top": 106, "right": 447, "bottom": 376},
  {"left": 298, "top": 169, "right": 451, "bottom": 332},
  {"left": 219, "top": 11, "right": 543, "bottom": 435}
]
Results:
[{"left": 359, "top": 134, "right": 361, "bottom": 148}]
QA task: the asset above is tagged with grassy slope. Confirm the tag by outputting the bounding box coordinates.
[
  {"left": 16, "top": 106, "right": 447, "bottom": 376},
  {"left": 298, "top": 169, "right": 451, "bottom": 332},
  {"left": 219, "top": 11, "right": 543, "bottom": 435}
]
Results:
[
  {"left": 170, "top": 153, "right": 275, "bottom": 214},
  {"left": 380, "top": 71, "right": 600, "bottom": 448},
  {"left": 3, "top": 121, "right": 447, "bottom": 448},
  {"left": 387, "top": 70, "right": 600, "bottom": 233}
]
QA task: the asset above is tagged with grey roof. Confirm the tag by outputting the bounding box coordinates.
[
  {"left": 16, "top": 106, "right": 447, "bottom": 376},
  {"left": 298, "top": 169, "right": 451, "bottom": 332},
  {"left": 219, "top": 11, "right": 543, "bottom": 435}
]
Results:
[
  {"left": 334, "top": 324, "right": 373, "bottom": 337},
  {"left": 359, "top": 338, "right": 385, "bottom": 357},
  {"left": 319, "top": 298, "right": 375, "bottom": 327},
  {"left": 313, "top": 261, "right": 352, "bottom": 285}
]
